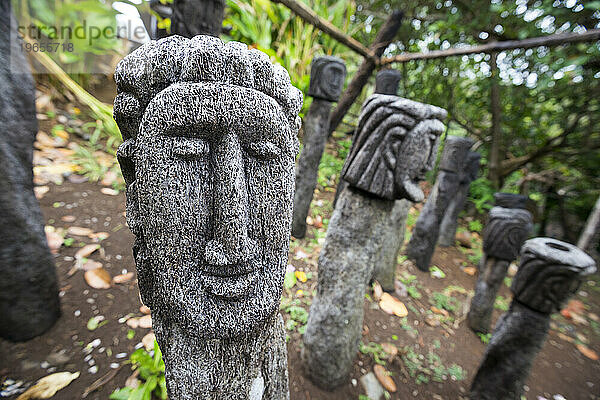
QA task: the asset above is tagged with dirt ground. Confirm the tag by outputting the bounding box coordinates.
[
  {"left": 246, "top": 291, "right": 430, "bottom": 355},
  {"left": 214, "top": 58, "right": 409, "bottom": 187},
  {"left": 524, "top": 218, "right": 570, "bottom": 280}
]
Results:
[{"left": 1, "top": 175, "right": 599, "bottom": 400}]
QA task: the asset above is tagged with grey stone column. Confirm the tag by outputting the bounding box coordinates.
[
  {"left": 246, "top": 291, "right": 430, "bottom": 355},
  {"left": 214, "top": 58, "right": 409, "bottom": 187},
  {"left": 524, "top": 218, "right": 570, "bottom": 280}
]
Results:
[
  {"left": 114, "top": 36, "right": 303, "bottom": 399},
  {"left": 438, "top": 151, "right": 481, "bottom": 246},
  {"left": 303, "top": 94, "right": 447, "bottom": 389},
  {"left": 470, "top": 238, "right": 596, "bottom": 400},
  {"left": 467, "top": 206, "right": 533, "bottom": 333},
  {"left": 292, "top": 56, "right": 346, "bottom": 238},
  {"left": 0, "top": 8, "right": 60, "bottom": 341},
  {"left": 406, "top": 136, "right": 474, "bottom": 271}
]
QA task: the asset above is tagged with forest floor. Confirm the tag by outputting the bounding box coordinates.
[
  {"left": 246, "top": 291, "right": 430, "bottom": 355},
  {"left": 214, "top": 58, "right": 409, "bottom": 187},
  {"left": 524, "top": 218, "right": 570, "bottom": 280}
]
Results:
[{"left": 0, "top": 91, "right": 599, "bottom": 400}]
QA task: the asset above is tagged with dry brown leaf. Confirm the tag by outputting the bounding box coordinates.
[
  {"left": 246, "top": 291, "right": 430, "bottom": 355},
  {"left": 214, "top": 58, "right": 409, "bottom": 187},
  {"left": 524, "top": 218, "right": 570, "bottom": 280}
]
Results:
[
  {"left": 45, "top": 230, "right": 63, "bottom": 253},
  {"left": 556, "top": 332, "right": 574, "bottom": 343},
  {"left": 75, "top": 244, "right": 101, "bottom": 260},
  {"left": 100, "top": 188, "right": 119, "bottom": 196},
  {"left": 61, "top": 215, "right": 76, "bottom": 223},
  {"left": 68, "top": 226, "right": 93, "bottom": 236},
  {"left": 84, "top": 268, "right": 111, "bottom": 289},
  {"left": 34, "top": 186, "right": 50, "bottom": 199},
  {"left": 462, "top": 266, "right": 477, "bottom": 276},
  {"left": 431, "top": 306, "right": 449, "bottom": 317},
  {"left": 113, "top": 272, "right": 134, "bottom": 284},
  {"left": 142, "top": 332, "right": 156, "bottom": 351},
  {"left": 379, "top": 293, "right": 408, "bottom": 317},
  {"left": 576, "top": 344, "right": 599, "bottom": 360},
  {"left": 88, "top": 232, "right": 110, "bottom": 241},
  {"left": 372, "top": 281, "right": 383, "bottom": 302},
  {"left": 138, "top": 315, "right": 152, "bottom": 329},
  {"left": 381, "top": 342, "right": 398, "bottom": 358},
  {"left": 373, "top": 364, "right": 397, "bottom": 393},
  {"left": 16, "top": 371, "right": 79, "bottom": 400},
  {"left": 140, "top": 305, "right": 151, "bottom": 315}
]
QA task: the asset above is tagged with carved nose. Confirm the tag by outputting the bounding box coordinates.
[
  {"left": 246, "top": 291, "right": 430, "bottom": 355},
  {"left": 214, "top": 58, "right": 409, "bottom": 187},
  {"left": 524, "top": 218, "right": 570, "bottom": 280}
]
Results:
[{"left": 204, "top": 133, "right": 255, "bottom": 266}]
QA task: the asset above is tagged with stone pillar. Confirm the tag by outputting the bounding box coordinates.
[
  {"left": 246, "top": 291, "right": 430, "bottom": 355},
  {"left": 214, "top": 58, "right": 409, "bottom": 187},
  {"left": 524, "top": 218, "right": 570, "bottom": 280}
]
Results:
[
  {"left": 303, "top": 94, "right": 447, "bottom": 389},
  {"left": 438, "top": 151, "right": 481, "bottom": 246},
  {"left": 0, "top": 7, "right": 60, "bottom": 341},
  {"left": 291, "top": 56, "right": 346, "bottom": 238},
  {"left": 114, "top": 35, "right": 303, "bottom": 399},
  {"left": 406, "top": 136, "right": 474, "bottom": 271},
  {"left": 467, "top": 206, "right": 533, "bottom": 333},
  {"left": 375, "top": 69, "right": 401, "bottom": 95},
  {"left": 470, "top": 238, "right": 596, "bottom": 400}
]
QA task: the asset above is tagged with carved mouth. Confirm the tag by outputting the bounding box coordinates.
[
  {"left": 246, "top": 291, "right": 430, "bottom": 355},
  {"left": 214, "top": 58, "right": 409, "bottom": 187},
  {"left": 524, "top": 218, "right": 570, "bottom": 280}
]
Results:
[{"left": 198, "top": 268, "right": 258, "bottom": 299}]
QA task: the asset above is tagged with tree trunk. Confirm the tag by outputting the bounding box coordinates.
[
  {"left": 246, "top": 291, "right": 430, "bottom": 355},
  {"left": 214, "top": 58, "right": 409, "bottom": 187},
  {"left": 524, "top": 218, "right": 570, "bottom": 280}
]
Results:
[
  {"left": 578, "top": 195, "right": 600, "bottom": 252},
  {"left": 488, "top": 52, "right": 502, "bottom": 190}
]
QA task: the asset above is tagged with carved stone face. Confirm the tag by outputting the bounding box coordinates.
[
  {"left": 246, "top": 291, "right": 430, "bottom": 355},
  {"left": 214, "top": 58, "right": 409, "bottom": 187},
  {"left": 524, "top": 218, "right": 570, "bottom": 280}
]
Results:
[
  {"left": 341, "top": 94, "right": 447, "bottom": 202},
  {"left": 438, "top": 136, "right": 474, "bottom": 173},
  {"left": 462, "top": 151, "right": 481, "bottom": 184},
  {"left": 114, "top": 36, "right": 302, "bottom": 339},
  {"left": 307, "top": 56, "right": 346, "bottom": 102},
  {"left": 483, "top": 206, "right": 533, "bottom": 261},
  {"left": 375, "top": 69, "right": 402, "bottom": 95},
  {"left": 512, "top": 238, "right": 596, "bottom": 314}
]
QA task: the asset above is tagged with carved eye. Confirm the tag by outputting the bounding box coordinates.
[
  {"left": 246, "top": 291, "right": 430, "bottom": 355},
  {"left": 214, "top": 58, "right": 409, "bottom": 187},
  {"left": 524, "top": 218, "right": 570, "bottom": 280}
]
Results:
[
  {"left": 244, "top": 142, "right": 282, "bottom": 160},
  {"left": 172, "top": 138, "right": 209, "bottom": 159}
]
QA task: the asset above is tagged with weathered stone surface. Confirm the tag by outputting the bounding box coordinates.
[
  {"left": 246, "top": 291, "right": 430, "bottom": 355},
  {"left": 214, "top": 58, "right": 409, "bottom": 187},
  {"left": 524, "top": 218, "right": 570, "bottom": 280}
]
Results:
[
  {"left": 494, "top": 192, "right": 529, "bottom": 209},
  {"left": 406, "top": 136, "right": 474, "bottom": 271},
  {"left": 375, "top": 69, "right": 402, "bottom": 95},
  {"left": 292, "top": 57, "right": 346, "bottom": 238},
  {"left": 303, "top": 95, "right": 446, "bottom": 388},
  {"left": 470, "top": 238, "right": 596, "bottom": 400},
  {"left": 170, "top": 0, "right": 225, "bottom": 37},
  {"left": 306, "top": 56, "right": 346, "bottom": 102},
  {"left": 467, "top": 206, "right": 533, "bottom": 333},
  {"left": 0, "top": 7, "right": 60, "bottom": 341},
  {"left": 114, "top": 35, "right": 302, "bottom": 399},
  {"left": 438, "top": 151, "right": 481, "bottom": 247},
  {"left": 341, "top": 95, "right": 447, "bottom": 202}
]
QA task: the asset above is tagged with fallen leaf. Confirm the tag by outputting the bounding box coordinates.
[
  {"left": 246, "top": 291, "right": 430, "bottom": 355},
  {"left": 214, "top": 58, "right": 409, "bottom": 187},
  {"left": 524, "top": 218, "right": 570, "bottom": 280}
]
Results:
[
  {"left": 138, "top": 315, "right": 152, "bottom": 329},
  {"left": 141, "top": 332, "right": 156, "bottom": 351},
  {"left": 431, "top": 306, "right": 449, "bottom": 317},
  {"left": 379, "top": 293, "right": 408, "bottom": 317},
  {"left": 34, "top": 186, "right": 50, "bottom": 199},
  {"left": 68, "top": 227, "right": 93, "bottom": 237},
  {"left": 126, "top": 318, "right": 139, "bottom": 329},
  {"left": 462, "top": 266, "right": 477, "bottom": 276},
  {"left": 372, "top": 281, "right": 383, "bottom": 301},
  {"left": 61, "top": 215, "right": 76, "bottom": 223},
  {"left": 576, "top": 344, "right": 599, "bottom": 360},
  {"left": 381, "top": 343, "right": 398, "bottom": 358},
  {"left": 556, "top": 332, "right": 574, "bottom": 343},
  {"left": 294, "top": 270, "right": 307, "bottom": 283},
  {"left": 16, "top": 371, "right": 79, "bottom": 400},
  {"left": 113, "top": 272, "right": 134, "bottom": 284},
  {"left": 84, "top": 268, "right": 111, "bottom": 289},
  {"left": 313, "top": 215, "right": 323, "bottom": 228},
  {"left": 373, "top": 364, "right": 397, "bottom": 393},
  {"left": 88, "top": 232, "right": 110, "bottom": 241},
  {"left": 140, "top": 305, "right": 151, "bottom": 315},
  {"left": 82, "top": 260, "right": 102, "bottom": 271},
  {"left": 565, "top": 299, "right": 586, "bottom": 314},
  {"left": 45, "top": 230, "right": 63, "bottom": 253},
  {"left": 100, "top": 188, "right": 119, "bottom": 196},
  {"left": 75, "top": 244, "right": 100, "bottom": 260}
]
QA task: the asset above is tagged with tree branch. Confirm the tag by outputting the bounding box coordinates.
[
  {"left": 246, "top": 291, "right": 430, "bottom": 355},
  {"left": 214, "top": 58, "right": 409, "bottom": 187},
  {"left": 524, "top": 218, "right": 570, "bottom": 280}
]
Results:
[
  {"left": 271, "top": 0, "right": 373, "bottom": 59},
  {"left": 380, "top": 29, "right": 600, "bottom": 65}
]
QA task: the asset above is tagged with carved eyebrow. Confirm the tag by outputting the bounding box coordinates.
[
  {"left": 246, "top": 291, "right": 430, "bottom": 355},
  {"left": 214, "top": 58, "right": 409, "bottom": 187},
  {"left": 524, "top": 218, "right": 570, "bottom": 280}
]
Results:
[
  {"left": 243, "top": 141, "right": 282, "bottom": 160},
  {"left": 171, "top": 137, "right": 210, "bottom": 158}
]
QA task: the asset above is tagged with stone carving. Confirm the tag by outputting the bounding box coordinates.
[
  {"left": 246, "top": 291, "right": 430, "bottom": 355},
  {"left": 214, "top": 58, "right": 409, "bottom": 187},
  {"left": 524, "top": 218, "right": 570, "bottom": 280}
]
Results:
[
  {"left": 0, "top": 8, "right": 60, "bottom": 341},
  {"left": 171, "top": 0, "right": 225, "bottom": 37},
  {"left": 438, "top": 151, "right": 481, "bottom": 247},
  {"left": 493, "top": 192, "right": 529, "bottom": 210},
  {"left": 306, "top": 56, "right": 346, "bottom": 102},
  {"left": 375, "top": 69, "right": 402, "bottom": 95},
  {"left": 303, "top": 94, "right": 446, "bottom": 388},
  {"left": 406, "top": 136, "right": 474, "bottom": 271},
  {"left": 470, "top": 238, "right": 596, "bottom": 400},
  {"left": 467, "top": 206, "right": 533, "bottom": 333},
  {"left": 114, "top": 35, "right": 302, "bottom": 399},
  {"left": 292, "top": 56, "right": 346, "bottom": 238}
]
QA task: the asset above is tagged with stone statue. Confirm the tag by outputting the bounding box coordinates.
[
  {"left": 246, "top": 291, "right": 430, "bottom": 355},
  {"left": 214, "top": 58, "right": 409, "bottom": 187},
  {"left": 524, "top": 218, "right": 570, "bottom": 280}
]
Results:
[
  {"left": 114, "top": 35, "right": 303, "bottom": 399},
  {"left": 470, "top": 238, "right": 596, "bottom": 400},
  {"left": 291, "top": 56, "right": 346, "bottom": 238},
  {"left": 375, "top": 69, "right": 402, "bottom": 95},
  {"left": 438, "top": 151, "right": 481, "bottom": 246},
  {"left": 171, "top": 0, "right": 225, "bottom": 37},
  {"left": 303, "top": 94, "right": 446, "bottom": 389},
  {"left": 493, "top": 192, "right": 529, "bottom": 209},
  {"left": 406, "top": 136, "right": 474, "bottom": 271},
  {"left": 0, "top": 6, "right": 60, "bottom": 341},
  {"left": 467, "top": 205, "right": 533, "bottom": 333}
]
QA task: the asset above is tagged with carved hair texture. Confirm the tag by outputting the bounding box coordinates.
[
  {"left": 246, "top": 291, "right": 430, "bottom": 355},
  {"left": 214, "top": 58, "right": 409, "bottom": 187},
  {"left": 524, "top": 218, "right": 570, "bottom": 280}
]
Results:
[
  {"left": 341, "top": 94, "right": 447, "bottom": 202},
  {"left": 512, "top": 238, "right": 596, "bottom": 314},
  {"left": 482, "top": 206, "right": 533, "bottom": 261}
]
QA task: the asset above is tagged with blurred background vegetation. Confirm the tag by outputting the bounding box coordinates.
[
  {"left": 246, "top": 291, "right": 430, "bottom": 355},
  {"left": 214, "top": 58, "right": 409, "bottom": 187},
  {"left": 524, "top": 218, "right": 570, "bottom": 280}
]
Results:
[{"left": 12, "top": 0, "right": 600, "bottom": 244}]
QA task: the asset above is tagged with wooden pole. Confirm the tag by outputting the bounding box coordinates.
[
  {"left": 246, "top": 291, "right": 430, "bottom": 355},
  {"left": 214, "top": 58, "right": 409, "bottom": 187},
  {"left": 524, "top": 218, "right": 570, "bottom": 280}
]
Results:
[
  {"left": 380, "top": 29, "right": 600, "bottom": 65},
  {"left": 328, "top": 10, "right": 403, "bottom": 135},
  {"left": 271, "top": 0, "right": 372, "bottom": 59}
]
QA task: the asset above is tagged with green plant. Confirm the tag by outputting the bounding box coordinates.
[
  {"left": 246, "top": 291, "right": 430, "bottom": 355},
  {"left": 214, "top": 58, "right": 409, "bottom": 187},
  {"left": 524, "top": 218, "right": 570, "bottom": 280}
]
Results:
[
  {"left": 110, "top": 341, "right": 167, "bottom": 400},
  {"left": 430, "top": 292, "right": 459, "bottom": 314},
  {"left": 494, "top": 295, "right": 510, "bottom": 311},
  {"left": 359, "top": 342, "right": 388, "bottom": 365},
  {"left": 477, "top": 332, "right": 491, "bottom": 344},
  {"left": 468, "top": 220, "right": 483, "bottom": 233}
]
